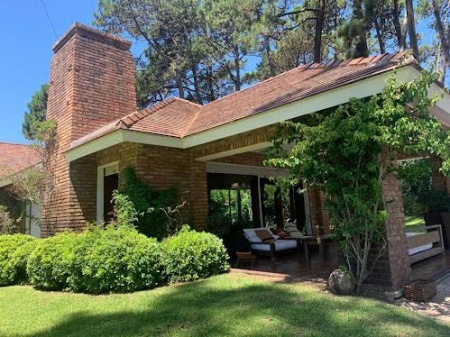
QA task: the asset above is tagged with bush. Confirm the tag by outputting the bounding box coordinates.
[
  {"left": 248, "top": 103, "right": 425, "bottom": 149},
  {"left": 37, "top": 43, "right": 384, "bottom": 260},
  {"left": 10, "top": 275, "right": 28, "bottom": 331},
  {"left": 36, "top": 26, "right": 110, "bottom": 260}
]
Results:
[
  {"left": 27, "top": 232, "right": 78, "bottom": 291},
  {"left": 2, "top": 239, "right": 38, "bottom": 285},
  {"left": 0, "top": 234, "right": 36, "bottom": 286},
  {"left": 161, "top": 226, "right": 229, "bottom": 283},
  {"left": 70, "top": 227, "right": 163, "bottom": 293}
]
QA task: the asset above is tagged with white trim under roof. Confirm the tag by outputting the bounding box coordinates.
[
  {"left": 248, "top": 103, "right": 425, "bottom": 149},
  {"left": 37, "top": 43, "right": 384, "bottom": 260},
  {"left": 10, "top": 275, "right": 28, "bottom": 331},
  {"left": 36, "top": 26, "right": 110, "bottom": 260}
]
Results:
[
  {"left": 64, "top": 65, "right": 450, "bottom": 162},
  {"left": 206, "top": 162, "right": 289, "bottom": 178},
  {"left": 196, "top": 142, "right": 272, "bottom": 161},
  {"left": 0, "top": 164, "right": 42, "bottom": 188}
]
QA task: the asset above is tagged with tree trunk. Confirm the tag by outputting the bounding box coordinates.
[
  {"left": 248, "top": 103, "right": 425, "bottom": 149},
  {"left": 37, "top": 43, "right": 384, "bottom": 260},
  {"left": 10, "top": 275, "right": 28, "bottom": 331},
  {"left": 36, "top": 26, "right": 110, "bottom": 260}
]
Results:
[
  {"left": 313, "top": 1, "right": 325, "bottom": 63},
  {"left": 393, "top": 0, "right": 404, "bottom": 49},
  {"left": 233, "top": 45, "right": 241, "bottom": 91},
  {"left": 374, "top": 19, "right": 386, "bottom": 54},
  {"left": 405, "top": 0, "right": 419, "bottom": 58},
  {"left": 432, "top": 0, "right": 450, "bottom": 64}
]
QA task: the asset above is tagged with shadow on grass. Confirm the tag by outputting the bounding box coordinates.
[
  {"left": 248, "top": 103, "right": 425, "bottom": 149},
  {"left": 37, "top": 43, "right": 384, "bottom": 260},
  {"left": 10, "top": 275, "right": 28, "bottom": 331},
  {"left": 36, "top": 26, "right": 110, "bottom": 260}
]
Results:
[{"left": 23, "top": 277, "right": 450, "bottom": 337}]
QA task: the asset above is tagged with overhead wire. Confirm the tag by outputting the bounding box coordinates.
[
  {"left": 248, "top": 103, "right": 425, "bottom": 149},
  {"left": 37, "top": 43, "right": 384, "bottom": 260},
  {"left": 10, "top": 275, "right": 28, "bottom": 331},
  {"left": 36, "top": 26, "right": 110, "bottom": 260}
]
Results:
[{"left": 38, "top": 0, "right": 58, "bottom": 39}]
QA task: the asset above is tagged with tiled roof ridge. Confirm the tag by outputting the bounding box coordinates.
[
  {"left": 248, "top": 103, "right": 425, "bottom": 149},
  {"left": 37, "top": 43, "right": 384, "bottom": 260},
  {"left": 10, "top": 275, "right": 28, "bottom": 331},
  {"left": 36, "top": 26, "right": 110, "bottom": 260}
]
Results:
[
  {"left": 117, "top": 97, "right": 201, "bottom": 130},
  {"left": 184, "top": 51, "right": 414, "bottom": 135},
  {"left": 0, "top": 141, "right": 36, "bottom": 147},
  {"left": 200, "top": 52, "right": 413, "bottom": 109}
]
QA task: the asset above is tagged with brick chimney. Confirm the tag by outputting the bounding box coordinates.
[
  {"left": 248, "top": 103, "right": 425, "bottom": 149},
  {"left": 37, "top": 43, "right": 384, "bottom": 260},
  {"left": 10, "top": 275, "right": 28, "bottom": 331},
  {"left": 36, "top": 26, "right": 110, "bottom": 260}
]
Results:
[{"left": 42, "top": 23, "right": 137, "bottom": 236}]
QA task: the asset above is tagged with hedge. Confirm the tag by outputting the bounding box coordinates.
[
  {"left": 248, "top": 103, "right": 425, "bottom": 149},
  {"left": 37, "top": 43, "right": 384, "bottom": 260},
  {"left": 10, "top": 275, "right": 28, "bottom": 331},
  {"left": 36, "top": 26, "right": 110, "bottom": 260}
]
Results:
[
  {"left": 161, "top": 226, "right": 230, "bottom": 283},
  {"left": 0, "top": 234, "right": 36, "bottom": 286}
]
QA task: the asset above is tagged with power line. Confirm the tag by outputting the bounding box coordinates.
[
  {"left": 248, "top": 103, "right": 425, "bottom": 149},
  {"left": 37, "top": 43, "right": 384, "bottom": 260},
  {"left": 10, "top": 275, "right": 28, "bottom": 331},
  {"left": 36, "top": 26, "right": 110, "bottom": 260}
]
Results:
[{"left": 39, "top": 0, "right": 58, "bottom": 39}]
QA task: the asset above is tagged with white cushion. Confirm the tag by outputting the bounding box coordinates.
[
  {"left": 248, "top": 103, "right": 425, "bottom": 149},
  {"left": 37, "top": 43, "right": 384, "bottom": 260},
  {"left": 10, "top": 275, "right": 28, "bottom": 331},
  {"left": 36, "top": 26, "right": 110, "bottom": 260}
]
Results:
[
  {"left": 247, "top": 236, "right": 263, "bottom": 243},
  {"left": 250, "top": 240, "right": 297, "bottom": 251}
]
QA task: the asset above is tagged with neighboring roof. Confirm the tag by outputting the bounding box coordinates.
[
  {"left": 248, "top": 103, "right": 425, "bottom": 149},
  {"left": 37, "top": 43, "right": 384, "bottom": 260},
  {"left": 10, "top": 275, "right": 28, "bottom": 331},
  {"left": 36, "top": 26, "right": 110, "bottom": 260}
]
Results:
[
  {"left": 0, "top": 142, "right": 41, "bottom": 179},
  {"left": 70, "top": 52, "right": 417, "bottom": 150}
]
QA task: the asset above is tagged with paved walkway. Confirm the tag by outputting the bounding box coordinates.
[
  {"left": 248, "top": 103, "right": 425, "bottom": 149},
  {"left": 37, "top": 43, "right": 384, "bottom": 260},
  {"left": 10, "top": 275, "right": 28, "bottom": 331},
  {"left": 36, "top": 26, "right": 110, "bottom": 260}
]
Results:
[{"left": 396, "top": 275, "right": 450, "bottom": 322}]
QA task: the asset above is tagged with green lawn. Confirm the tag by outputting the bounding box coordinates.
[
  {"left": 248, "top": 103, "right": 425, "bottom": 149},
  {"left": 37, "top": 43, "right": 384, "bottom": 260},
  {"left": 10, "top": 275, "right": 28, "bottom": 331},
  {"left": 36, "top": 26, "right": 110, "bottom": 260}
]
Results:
[
  {"left": 0, "top": 273, "right": 449, "bottom": 337},
  {"left": 405, "top": 215, "right": 426, "bottom": 232}
]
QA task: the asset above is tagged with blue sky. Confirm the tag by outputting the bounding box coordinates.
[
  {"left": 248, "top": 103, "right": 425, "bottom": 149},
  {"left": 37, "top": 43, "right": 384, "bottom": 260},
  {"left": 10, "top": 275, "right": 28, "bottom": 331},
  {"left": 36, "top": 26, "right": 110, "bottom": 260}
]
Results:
[
  {"left": 0, "top": 1, "right": 99, "bottom": 144},
  {"left": 0, "top": 1, "right": 445, "bottom": 145}
]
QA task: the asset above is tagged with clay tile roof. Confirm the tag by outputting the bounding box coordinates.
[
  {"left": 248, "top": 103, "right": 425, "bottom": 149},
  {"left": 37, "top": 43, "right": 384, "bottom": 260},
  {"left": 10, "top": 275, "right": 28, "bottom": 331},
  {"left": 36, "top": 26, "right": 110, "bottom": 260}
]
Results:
[
  {"left": 0, "top": 143, "right": 41, "bottom": 179},
  {"left": 185, "top": 51, "right": 416, "bottom": 135},
  {"left": 69, "top": 51, "right": 417, "bottom": 150},
  {"left": 70, "top": 98, "right": 201, "bottom": 149}
]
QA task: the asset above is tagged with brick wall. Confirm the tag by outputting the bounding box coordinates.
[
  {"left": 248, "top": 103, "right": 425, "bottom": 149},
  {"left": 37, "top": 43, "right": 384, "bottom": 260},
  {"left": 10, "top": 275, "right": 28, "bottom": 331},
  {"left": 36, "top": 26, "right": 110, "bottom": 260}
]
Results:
[
  {"left": 377, "top": 158, "right": 411, "bottom": 290},
  {"left": 42, "top": 24, "right": 137, "bottom": 236}
]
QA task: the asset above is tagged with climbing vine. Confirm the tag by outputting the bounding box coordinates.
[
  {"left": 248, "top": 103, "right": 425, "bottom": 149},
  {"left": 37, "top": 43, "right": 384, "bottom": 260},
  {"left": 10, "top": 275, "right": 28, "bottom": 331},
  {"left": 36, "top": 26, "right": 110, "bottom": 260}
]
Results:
[{"left": 266, "top": 69, "right": 450, "bottom": 293}]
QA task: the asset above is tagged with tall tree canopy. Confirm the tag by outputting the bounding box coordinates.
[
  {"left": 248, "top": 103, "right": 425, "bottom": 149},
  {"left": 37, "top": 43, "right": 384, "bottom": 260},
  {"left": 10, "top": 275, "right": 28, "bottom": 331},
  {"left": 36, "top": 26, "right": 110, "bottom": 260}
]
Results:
[
  {"left": 93, "top": 0, "right": 449, "bottom": 108},
  {"left": 22, "top": 84, "right": 48, "bottom": 141}
]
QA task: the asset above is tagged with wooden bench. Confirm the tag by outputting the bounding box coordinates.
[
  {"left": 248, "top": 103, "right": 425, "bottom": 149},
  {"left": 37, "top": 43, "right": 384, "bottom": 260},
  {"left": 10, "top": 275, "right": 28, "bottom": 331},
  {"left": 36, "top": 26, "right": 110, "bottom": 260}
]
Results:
[{"left": 407, "top": 225, "right": 445, "bottom": 265}]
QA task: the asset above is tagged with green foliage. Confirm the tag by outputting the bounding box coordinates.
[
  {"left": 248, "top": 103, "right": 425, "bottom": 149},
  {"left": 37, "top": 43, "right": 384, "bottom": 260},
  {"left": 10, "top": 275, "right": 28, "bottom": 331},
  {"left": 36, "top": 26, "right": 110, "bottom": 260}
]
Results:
[
  {"left": 119, "top": 167, "right": 181, "bottom": 240},
  {"left": 398, "top": 159, "right": 450, "bottom": 215},
  {"left": 0, "top": 234, "right": 36, "bottom": 285},
  {"left": 70, "top": 227, "right": 163, "bottom": 293},
  {"left": 267, "top": 70, "right": 449, "bottom": 292},
  {"left": 27, "top": 232, "right": 78, "bottom": 291},
  {"left": 110, "top": 190, "right": 138, "bottom": 228},
  {"left": 0, "top": 205, "right": 21, "bottom": 234},
  {"left": 22, "top": 84, "right": 48, "bottom": 141},
  {"left": 27, "top": 228, "right": 163, "bottom": 293},
  {"left": 161, "top": 226, "right": 230, "bottom": 283},
  {"left": 2, "top": 240, "right": 37, "bottom": 285}
]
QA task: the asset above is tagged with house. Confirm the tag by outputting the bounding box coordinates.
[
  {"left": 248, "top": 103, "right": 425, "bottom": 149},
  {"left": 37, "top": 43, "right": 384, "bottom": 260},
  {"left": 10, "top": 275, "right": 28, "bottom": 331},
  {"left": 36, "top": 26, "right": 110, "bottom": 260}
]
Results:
[
  {"left": 1, "top": 23, "right": 450, "bottom": 295},
  {"left": 0, "top": 142, "right": 41, "bottom": 236}
]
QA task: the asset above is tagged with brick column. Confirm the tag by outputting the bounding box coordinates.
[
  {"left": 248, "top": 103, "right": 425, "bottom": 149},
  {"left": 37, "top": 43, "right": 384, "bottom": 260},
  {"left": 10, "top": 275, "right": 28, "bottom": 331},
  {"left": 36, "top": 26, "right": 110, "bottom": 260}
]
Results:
[
  {"left": 380, "top": 163, "right": 411, "bottom": 291},
  {"left": 429, "top": 156, "right": 450, "bottom": 196}
]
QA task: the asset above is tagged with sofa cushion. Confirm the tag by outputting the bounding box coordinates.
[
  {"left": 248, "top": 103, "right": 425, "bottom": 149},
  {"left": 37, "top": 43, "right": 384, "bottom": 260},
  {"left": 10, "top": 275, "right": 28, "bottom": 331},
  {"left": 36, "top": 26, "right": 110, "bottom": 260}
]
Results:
[
  {"left": 243, "top": 228, "right": 278, "bottom": 241},
  {"left": 255, "top": 229, "right": 274, "bottom": 242},
  {"left": 250, "top": 240, "right": 297, "bottom": 252}
]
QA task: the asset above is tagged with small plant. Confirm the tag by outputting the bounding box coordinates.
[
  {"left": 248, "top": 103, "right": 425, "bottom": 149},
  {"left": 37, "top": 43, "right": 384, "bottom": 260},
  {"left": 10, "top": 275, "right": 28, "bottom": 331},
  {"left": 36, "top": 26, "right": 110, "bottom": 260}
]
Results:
[
  {"left": 161, "top": 225, "right": 230, "bottom": 283},
  {"left": 110, "top": 191, "right": 139, "bottom": 228},
  {"left": 119, "top": 167, "right": 182, "bottom": 239}
]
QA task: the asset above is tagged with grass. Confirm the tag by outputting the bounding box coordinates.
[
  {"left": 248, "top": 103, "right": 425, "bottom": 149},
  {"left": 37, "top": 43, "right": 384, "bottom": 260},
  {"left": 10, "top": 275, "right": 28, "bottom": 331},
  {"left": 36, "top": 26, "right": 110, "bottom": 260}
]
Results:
[
  {"left": 405, "top": 215, "right": 426, "bottom": 232},
  {"left": 0, "top": 273, "right": 449, "bottom": 337}
]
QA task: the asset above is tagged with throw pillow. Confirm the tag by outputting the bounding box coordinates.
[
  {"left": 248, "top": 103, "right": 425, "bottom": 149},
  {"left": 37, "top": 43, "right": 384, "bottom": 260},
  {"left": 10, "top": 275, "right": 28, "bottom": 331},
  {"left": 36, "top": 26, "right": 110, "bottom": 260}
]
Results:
[{"left": 255, "top": 229, "right": 274, "bottom": 242}]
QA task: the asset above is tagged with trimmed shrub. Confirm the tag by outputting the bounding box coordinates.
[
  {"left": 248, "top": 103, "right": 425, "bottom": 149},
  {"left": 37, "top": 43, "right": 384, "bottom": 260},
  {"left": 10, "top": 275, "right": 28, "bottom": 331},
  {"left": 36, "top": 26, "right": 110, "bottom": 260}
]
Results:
[
  {"left": 3, "top": 239, "right": 38, "bottom": 285},
  {"left": 27, "top": 232, "right": 78, "bottom": 291},
  {"left": 0, "top": 234, "right": 36, "bottom": 286},
  {"left": 70, "top": 227, "right": 163, "bottom": 293},
  {"left": 161, "top": 226, "right": 230, "bottom": 283}
]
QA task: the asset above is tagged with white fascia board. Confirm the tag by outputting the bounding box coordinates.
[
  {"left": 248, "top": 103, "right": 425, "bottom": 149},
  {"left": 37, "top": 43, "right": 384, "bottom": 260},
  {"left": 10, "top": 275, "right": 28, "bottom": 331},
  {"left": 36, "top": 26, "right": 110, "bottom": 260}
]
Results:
[
  {"left": 429, "top": 83, "right": 450, "bottom": 126},
  {"left": 0, "top": 163, "right": 43, "bottom": 189},
  {"left": 196, "top": 142, "right": 272, "bottom": 161},
  {"left": 0, "top": 177, "right": 13, "bottom": 188},
  {"left": 121, "top": 130, "right": 183, "bottom": 148},
  {"left": 65, "top": 130, "right": 125, "bottom": 162},
  {"left": 65, "top": 130, "right": 184, "bottom": 162},
  {"left": 182, "top": 66, "right": 417, "bottom": 148},
  {"left": 206, "top": 162, "right": 289, "bottom": 178}
]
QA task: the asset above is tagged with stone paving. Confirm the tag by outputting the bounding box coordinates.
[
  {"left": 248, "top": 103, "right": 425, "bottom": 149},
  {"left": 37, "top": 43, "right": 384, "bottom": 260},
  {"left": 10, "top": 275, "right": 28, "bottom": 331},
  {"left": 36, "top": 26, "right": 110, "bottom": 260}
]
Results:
[{"left": 396, "top": 275, "right": 450, "bottom": 322}]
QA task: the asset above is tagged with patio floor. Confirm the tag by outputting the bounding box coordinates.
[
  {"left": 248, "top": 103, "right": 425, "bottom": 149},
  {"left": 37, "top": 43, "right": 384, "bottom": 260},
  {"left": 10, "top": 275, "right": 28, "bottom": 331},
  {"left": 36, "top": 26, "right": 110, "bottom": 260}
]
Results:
[{"left": 233, "top": 246, "right": 450, "bottom": 284}]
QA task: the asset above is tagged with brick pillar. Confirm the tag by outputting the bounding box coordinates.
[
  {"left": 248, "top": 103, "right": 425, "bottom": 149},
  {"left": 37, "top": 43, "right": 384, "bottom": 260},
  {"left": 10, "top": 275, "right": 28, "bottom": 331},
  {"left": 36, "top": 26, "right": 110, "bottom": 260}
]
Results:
[
  {"left": 430, "top": 156, "right": 449, "bottom": 194},
  {"left": 41, "top": 24, "right": 137, "bottom": 236},
  {"left": 189, "top": 157, "right": 208, "bottom": 231},
  {"left": 380, "top": 163, "right": 411, "bottom": 291}
]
